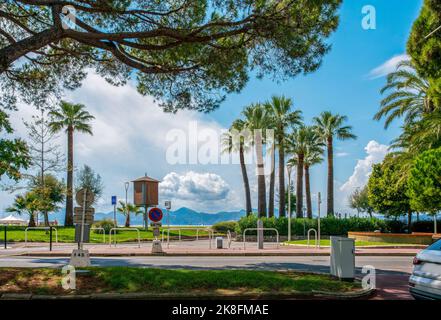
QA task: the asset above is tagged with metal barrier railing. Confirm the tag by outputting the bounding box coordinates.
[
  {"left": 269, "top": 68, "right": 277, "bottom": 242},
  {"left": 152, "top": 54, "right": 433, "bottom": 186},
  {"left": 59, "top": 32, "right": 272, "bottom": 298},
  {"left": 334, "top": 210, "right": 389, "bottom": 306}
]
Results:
[
  {"left": 243, "top": 228, "right": 279, "bottom": 249},
  {"left": 109, "top": 228, "right": 141, "bottom": 248},
  {"left": 161, "top": 228, "right": 182, "bottom": 244},
  {"left": 25, "top": 227, "right": 58, "bottom": 246},
  {"left": 307, "top": 228, "right": 318, "bottom": 248},
  {"left": 162, "top": 228, "right": 214, "bottom": 249},
  {"left": 90, "top": 227, "right": 106, "bottom": 243}
]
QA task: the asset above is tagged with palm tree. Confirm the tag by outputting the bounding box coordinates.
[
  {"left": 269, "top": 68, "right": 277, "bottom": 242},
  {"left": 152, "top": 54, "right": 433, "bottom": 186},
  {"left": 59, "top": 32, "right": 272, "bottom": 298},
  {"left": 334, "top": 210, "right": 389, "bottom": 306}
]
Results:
[
  {"left": 242, "top": 103, "right": 271, "bottom": 217},
  {"left": 49, "top": 101, "right": 94, "bottom": 226},
  {"left": 303, "top": 135, "right": 324, "bottom": 218},
  {"left": 264, "top": 96, "right": 302, "bottom": 217},
  {"left": 6, "top": 192, "right": 40, "bottom": 227},
  {"left": 117, "top": 201, "right": 143, "bottom": 227},
  {"left": 286, "top": 126, "right": 318, "bottom": 218},
  {"left": 374, "top": 60, "right": 434, "bottom": 129},
  {"left": 221, "top": 119, "right": 253, "bottom": 215},
  {"left": 313, "top": 111, "right": 356, "bottom": 216}
]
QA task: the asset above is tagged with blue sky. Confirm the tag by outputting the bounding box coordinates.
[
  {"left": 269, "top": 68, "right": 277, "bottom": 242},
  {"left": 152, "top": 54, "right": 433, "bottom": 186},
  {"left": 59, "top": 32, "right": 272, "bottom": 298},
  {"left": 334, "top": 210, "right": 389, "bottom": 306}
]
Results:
[{"left": 2, "top": 1, "right": 424, "bottom": 217}]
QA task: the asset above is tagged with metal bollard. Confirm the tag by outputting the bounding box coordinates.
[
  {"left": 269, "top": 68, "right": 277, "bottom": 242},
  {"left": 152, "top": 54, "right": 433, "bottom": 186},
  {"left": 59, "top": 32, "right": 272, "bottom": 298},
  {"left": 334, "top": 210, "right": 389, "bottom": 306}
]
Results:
[
  {"left": 4, "top": 226, "right": 6, "bottom": 249},
  {"left": 49, "top": 226, "right": 53, "bottom": 251}
]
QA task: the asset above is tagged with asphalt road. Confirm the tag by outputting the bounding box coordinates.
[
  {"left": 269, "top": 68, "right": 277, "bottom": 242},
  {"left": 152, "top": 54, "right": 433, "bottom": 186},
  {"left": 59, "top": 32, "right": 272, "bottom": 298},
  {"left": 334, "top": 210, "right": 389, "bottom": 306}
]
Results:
[{"left": 0, "top": 255, "right": 414, "bottom": 299}]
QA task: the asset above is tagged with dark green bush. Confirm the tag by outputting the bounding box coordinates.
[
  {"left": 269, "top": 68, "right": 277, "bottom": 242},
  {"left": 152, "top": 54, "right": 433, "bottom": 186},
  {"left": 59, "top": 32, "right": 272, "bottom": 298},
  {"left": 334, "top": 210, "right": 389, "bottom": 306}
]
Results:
[
  {"left": 236, "top": 214, "right": 390, "bottom": 236},
  {"left": 212, "top": 221, "right": 238, "bottom": 233},
  {"left": 93, "top": 219, "right": 117, "bottom": 234},
  {"left": 411, "top": 220, "right": 441, "bottom": 233}
]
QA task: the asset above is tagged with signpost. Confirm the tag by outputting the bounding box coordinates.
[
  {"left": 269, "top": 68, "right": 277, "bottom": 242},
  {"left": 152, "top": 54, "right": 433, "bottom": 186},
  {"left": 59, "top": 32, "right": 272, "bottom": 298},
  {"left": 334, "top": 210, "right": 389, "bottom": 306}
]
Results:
[
  {"left": 70, "top": 188, "right": 94, "bottom": 267},
  {"left": 112, "top": 195, "right": 117, "bottom": 226},
  {"left": 149, "top": 207, "right": 163, "bottom": 253},
  {"left": 165, "top": 200, "right": 171, "bottom": 231}
]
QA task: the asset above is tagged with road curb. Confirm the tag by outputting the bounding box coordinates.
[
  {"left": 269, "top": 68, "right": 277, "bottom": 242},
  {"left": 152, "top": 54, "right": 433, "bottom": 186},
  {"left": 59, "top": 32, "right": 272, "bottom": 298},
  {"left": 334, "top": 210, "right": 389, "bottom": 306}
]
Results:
[
  {"left": 0, "top": 288, "right": 374, "bottom": 300},
  {"left": 15, "top": 251, "right": 418, "bottom": 257}
]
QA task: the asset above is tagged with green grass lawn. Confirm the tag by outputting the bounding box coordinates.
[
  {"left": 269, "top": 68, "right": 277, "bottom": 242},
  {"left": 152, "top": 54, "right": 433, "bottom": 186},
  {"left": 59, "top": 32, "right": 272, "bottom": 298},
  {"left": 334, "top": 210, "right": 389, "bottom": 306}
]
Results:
[
  {"left": 3, "top": 226, "right": 218, "bottom": 243},
  {"left": 284, "top": 239, "right": 417, "bottom": 247},
  {"left": 0, "top": 267, "right": 360, "bottom": 296}
]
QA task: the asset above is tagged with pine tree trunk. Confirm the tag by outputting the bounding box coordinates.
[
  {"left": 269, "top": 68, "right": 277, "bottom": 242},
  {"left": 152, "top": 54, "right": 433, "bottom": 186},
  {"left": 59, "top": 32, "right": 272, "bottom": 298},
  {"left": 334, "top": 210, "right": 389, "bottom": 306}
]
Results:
[
  {"left": 65, "top": 126, "right": 74, "bottom": 226},
  {"left": 326, "top": 137, "right": 334, "bottom": 216},
  {"left": 239, "top": 144, "right": 252, "bottom": 216},
  {"left": 296, "top": 153, "right": 304, "bottom": 218},
  {"left": 255, "top": 131, "right": 267, "bottom": 218},
  {"left": 268, "top": 144, "right": 275, "bottom": 218},
  {"left": 278, "top": 132, "right": 286, "bottom": 217},
  {"left": 305, "top": 164, "right": 312, "bottom": 219}
]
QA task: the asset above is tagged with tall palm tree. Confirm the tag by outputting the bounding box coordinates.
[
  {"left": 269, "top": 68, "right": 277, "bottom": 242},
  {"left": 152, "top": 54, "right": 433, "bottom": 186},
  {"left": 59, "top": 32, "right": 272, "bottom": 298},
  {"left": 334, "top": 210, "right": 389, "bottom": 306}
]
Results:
[
  {"left": 117, "top": 201, "right": 143, "bottom": 227},
  {"left": 286, "top": 126, "right": 318, "bottom": 218},
  {"left": 313, "top": 111, "right": 356, "bottom": 216},
  {"left": 221, "top": 119, "right": 253, "bottom": 215},
  {"left": 374, "top": 60, "right": 434, "bottom": 129},
  {"left": 242, "top": 103, "right": 270, "bottom": 218},
  {"left": 264, "top": 96, "right": 302, "bottom": 217},
  {"left": 303, "top": 140, "right": 324, "bottom": 218},
  {"left": 49, "top": 101, "right": 94, "bottom": 226}
]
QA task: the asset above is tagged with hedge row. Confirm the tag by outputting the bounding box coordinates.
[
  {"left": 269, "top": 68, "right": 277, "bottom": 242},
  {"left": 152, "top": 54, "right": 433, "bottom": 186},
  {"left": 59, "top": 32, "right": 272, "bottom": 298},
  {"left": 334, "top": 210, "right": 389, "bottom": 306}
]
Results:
[{"left": 233, "top": 215, "right": 440, "bottom": 236}]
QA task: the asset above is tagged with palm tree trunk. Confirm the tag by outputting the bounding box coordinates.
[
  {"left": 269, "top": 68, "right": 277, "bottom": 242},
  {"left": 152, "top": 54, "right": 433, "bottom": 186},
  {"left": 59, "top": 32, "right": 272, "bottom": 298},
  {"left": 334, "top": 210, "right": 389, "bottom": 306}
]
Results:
[
  {"left": 239, "top": 144, "right": 252, "bottom": 215},
  {"left": 125, "top": 213, "right": 130, "bottom": 228},
  {"left": 326, "top": 136, "right": 334, "bottom": 216},
  {"left": 65, "top": 126, "right": 74, "bottom": 226},
  {"left": 268, "top": 144, "right": 275, "bottom": 218},
  {"left": 28, "top": 212, "right": 36, "bottom": 227},
  {"left": 296, "top": 153, "right": 304, "bottom": 218},
  {"left": 255, "top": 131, "right": 267, "bottom": 218},
  {"left": 43, "top": 212, "right": 49, "bottom": 226},
  {"left": 278, "top": 132, "right": 286, "bottom": 217},
  {"left": 305, "top": 164, "right": 312, "bottom": 219}
]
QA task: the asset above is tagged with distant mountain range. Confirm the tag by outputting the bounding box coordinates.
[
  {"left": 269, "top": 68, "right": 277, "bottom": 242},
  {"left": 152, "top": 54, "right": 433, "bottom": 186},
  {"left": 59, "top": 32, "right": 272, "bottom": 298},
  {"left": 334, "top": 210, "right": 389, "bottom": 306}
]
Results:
[{"left": 2, "top": 207, "right": 247, "bottom": 226}]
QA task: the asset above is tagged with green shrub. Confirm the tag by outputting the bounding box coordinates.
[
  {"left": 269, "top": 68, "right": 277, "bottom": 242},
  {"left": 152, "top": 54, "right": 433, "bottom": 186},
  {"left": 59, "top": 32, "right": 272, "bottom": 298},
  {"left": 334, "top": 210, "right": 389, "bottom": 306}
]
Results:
[
  {"left": 93, "top": 219, "right": 117, "bottom": 234},
  {"left": 212, "top": 221, "right": 238, "bottom": 233},
  {"left": 411, "top": 220, "right": 441, "bottom": 233},
  {"left": 236, "top": 214, "right": 391, "bottom": 236}
]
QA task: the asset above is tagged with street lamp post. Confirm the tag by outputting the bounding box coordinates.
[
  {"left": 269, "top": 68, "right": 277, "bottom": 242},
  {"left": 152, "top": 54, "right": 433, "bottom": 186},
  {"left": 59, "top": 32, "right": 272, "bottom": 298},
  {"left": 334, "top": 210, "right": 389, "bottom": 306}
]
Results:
[
  {"left": 287, "top": 165, "right": 292, "bottom": 242},
  {"left": 318, "top": 192, "right": 321, "bottom": 249},
  {"left": 125, "top": 181, "right": 129, "bottom": 224}
]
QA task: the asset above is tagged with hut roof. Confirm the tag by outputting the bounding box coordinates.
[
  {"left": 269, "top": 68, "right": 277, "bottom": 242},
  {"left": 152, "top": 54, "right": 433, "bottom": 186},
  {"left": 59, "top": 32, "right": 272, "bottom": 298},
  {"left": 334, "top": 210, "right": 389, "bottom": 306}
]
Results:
[{"left": 132, "top": 176, "right": 160, "bottom": 183}]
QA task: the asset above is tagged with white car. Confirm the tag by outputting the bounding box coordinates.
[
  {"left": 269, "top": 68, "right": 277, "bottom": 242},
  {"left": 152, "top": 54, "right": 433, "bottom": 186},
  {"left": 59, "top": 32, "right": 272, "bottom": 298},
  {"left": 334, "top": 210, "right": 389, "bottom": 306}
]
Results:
[{"left": 409, "top": 239, "right": 441, "bottom": 300}]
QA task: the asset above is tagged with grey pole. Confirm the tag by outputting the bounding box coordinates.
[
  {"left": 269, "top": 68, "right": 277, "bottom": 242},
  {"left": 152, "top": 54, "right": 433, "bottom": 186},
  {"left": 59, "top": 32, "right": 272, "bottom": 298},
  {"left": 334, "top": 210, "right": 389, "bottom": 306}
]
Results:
[
  {"left": 125, "top": 181, "right": 129, "bottom": 224},
  {"left": 257, "top": 219, "right": 264, "bottom": 249},
  {"left": 287, "top": 165, "right": 292, "bottom": 242},
  {"left": 318, "top": 192, "right": 321, "bottom": 249}
]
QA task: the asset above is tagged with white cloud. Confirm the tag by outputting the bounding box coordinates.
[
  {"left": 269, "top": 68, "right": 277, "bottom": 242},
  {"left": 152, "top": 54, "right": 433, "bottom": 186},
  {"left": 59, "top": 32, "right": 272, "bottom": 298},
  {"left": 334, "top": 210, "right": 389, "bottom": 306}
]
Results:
[
  {"left": 368, "top": 54, "right": 410, "bottom": 79},
  {"left": 336, "top": 152, "right": 349, "bottom": 157},
  {"left": 159, "top": 171, "right": 240, "bottom": 213},
  {"left": 337, "top": 140, "right": 389, "bottom": 211}
]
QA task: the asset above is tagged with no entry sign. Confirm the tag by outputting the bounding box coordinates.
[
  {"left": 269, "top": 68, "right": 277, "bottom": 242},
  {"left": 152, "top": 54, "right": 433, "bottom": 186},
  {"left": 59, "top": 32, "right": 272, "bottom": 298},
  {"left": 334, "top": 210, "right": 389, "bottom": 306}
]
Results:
[{"left": 148, "top": 207, "right": 163, "bottom": 223}]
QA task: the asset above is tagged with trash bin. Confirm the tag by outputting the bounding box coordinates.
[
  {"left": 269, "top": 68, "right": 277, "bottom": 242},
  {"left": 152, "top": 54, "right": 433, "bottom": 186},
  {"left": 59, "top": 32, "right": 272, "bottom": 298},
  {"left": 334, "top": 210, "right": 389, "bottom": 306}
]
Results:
[
  {"left": 330, "top": 236, "right": 355, "bottom": 281},
  {"left": 216, "top": 237, "right": 223, "bottom": 249}
]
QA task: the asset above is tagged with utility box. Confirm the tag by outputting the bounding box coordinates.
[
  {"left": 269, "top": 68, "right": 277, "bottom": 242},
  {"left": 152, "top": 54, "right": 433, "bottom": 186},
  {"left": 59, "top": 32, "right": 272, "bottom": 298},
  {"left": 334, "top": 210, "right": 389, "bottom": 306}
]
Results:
[
  {"left": 132, "top": 175, "right": 160, "bottom": 207},
  {"left": 216, "top": 237, "right": 223, "bottom": 249},
  {"left": 330, "top": 236, "right": 355, "bottom": 281}
]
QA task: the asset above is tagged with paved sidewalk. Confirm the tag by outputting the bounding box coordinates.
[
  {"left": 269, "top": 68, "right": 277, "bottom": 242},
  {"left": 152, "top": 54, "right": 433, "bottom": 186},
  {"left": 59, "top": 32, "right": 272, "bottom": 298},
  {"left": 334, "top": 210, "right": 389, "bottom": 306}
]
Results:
[{"left": 0, "top": 240, "right": 422, "bottom": 257}]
